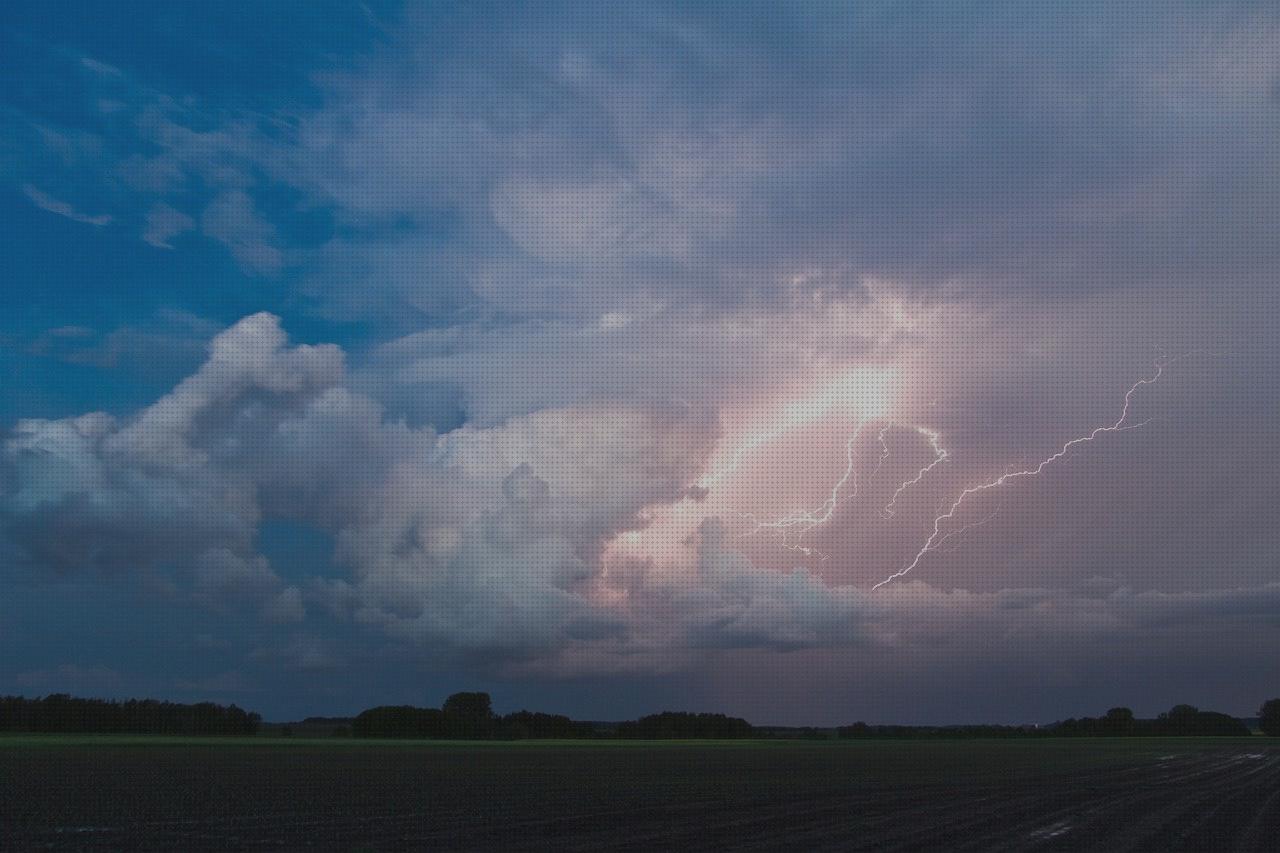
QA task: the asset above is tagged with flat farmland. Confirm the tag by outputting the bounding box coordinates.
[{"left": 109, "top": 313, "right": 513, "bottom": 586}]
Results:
[{"left": 2, "top": 737, "right": 1278, "bottom": 850}]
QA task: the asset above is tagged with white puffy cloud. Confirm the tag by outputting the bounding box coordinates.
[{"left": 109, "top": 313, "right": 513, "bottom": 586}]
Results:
[
  {"left": 2, "top": 313, "right": 744, "bottom": 662},
  {"left": 1, "top": 314, "right": 340, "bottom": 585}
]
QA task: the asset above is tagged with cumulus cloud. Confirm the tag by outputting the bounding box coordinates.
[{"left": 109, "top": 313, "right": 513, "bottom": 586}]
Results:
[
  {"left": 1, "top": 314, "right": 340, "bottom": 583},
  {"left": 0, "top": 314, "right": 745, "bottom": 663}
]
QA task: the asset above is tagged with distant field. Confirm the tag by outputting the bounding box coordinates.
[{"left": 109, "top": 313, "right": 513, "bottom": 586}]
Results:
[{"left": 2, "top": 737, "right": 1277, "bottom": 850}]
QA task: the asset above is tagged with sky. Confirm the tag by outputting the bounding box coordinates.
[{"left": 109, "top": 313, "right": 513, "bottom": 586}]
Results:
[{"left": 1, "top": 1, "right": 1278, "bottom": 725}]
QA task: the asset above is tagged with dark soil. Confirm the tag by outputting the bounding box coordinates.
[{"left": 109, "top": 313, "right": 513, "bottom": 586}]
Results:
[{"left": 2, "top": 739, "right": 1278, "bottom": 850}]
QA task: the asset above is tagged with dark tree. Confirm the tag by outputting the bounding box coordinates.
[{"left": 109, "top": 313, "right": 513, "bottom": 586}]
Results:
[
  {"left": 442, "top": 692, "right": 495, "bottom": 739},
  {"left": 1187, "top": 712, "right": 1252, "bottom": 737},
  {"left": 1157, "top": 704, "right": 1201, "bottom": 736},
  {"left": 352, "top": 705, "right": 446, "bottom": 738},
  {"left": 1151, "top": 704, "right": 1250, "bottom": 737},
  {"left": 1259, "top": 699, "right": 1280, "bottom": 736},
  {"left": 1101, "top": 707, "right": 1136, "bottom": 736}
]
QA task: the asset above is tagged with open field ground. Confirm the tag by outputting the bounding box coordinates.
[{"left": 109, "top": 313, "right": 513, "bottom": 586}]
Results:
[{"left": 2, "top": 737, "right": 1278, "bottom": 850}]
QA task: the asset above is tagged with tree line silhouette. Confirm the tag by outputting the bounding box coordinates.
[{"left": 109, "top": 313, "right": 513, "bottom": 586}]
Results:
[
  {"left": 839, "top": 703, "right": 1263, "bottom": 739},
  {"left": 4, "top": 692, "right": 1277, "bottom": 739},
  {"left": 356, "top": 696, "right": 1275, "bottom": 740},
  {"left": 352, "top": 694, "right": 754, "bottom": 739},
  {"left": 351, "top": 692, "right": 591, "bottom": 739},
  {"left": 1051, "top": 705, "right": 1252, "bottom": 737},
  {"left": 616, "top": 711, "right": 755, "bottom": 739},
  {"left": 0, "top": 694, "right": 261, "bottom": 735}
]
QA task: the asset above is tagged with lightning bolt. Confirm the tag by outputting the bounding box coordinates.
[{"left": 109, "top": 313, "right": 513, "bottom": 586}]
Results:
[
  {"left": 883, "top": 426, "right": 949, "bottom": 517},
  {"left": 720, "top": 352, "right": 1196, "bottom": 582},
  {"left": 871, "top": 422, "right": 893, "bottom": 479},
  {"left": 870, "top": 359, "right": 1171, "bottom": 590},
  {"left": 745, "top": 419, "right": 870, "bottom": 541},
  {"left": 931, "top": 506, "right": 1002, "bottom": 555},
  {"left": 746, "top": 419, "right": 897, "bottom": 555},
  {"left": 744, "top": 418, "right": 950, "bottom": 559}
]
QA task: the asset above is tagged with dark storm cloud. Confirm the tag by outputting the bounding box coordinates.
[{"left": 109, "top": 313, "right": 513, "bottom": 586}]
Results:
[
  {"left": 10, "top": 1, "right": 1279, "bottom": 312},
  {"left": 3, "top": 0, "right": 1278, "bottom": 721}
]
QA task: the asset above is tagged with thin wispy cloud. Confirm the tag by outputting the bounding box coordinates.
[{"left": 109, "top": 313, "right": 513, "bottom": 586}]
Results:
[
  {"left": 142, "top": 202, "right": 194, "bottom": 250},
  {"left": 22, "top": 184, "right": 113, "bottom": 227}
]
